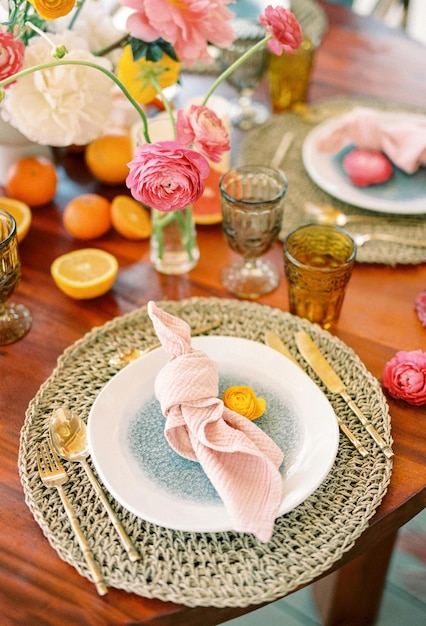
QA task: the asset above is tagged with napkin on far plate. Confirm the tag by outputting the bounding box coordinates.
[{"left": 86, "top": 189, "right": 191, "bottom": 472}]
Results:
[
  {"left": 316, "top": 107, "right": 426, "bottom": 174},
  {"left": 147, "top": 301, "right": 284, "bottom": 543}
]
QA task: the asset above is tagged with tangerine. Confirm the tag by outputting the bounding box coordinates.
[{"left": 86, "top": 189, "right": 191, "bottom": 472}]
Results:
[
  {"left": 5, "top": 156, "right": 58, "bottom": 207},
  {"left": 63, "top": 194, "right": 112, "bottom": 240},
  {"left": 84, "top": 134, "right": 133, "bottom": 185},
  {"left": 111, "top": 195, "right": 152, "bottom": 240}
]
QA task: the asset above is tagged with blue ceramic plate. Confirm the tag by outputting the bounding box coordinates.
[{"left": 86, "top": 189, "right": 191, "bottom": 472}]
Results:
[
  {"left": 88, "top": 336, "right": 338, "bottom": 532},
  {"left": 303, "top": 111, "right": 426, "bottom": 214}
]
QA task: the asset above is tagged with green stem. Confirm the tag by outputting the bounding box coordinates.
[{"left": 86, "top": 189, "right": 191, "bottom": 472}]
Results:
[
  {"left": 202, "top": 35, "right": 272, "bottom": 105},
  {"left": 0, "top": 59, "right": 150, "bottom": 140}
]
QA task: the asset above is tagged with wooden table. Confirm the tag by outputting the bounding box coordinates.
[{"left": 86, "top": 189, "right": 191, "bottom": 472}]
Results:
[{"left": 1, "top": 2, "right": 425, "bottom": 625}]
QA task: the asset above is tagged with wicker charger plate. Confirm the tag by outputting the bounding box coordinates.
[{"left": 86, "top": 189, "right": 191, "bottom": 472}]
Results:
[{"left": 19, "top": 298, "right": 392, "bottom": 608}]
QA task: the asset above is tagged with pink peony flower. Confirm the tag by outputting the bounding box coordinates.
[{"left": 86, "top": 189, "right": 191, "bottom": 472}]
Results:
[
  {"left": 382, "top": 349, "right": 426, "bottom": 406},
  {"left": 259, "top": 5, "right": 303, "bottom": 56},
  {"left": 414, "top": 289, "right": 426, "bottom": 327},
  {"left": 176, "top": 105, "right": 230, "bottom": 163},
  {"left": 126, "top": 140, "right": 210, "bottom": 212},
  {"left": 122, "top": 0, "right": 235, "bottom": 66},
  {"left": 0, "top": 32, "right": 25, "bottom": 88}
]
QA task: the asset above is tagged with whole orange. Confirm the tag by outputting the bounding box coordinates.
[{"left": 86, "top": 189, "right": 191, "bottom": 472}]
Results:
[
  {"left": 5, "top": 156, "right": 58, "bottom": 207},
  {"left": 63, "top": 194, "right": 112, "bottom": 240},
  {"left": 84, "top": 134, "right": 133, "bottom": 185}
]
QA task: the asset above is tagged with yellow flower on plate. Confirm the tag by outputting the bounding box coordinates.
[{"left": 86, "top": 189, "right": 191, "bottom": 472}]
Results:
[
  {"left": 116, "top": 45, "right": 181, "bottom": 105},
  {"left": 222, "top": 386, "right": 266, "bottom": 420}
]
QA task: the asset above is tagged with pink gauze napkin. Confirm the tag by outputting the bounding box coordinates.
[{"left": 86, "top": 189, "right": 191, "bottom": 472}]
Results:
[
  {"left": 316, "top": 107, "right": 426, "bottom": 174},
  {"left": 147, "top": 301, "right": 284, "bottom": 543}
]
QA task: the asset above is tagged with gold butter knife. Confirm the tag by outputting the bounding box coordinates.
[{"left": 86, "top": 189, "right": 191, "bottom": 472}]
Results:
[
  {"left": 295, "top": 331, "right": 393, "bottom": 459},
  {"left": 265, "top": 331, "right": 369, "bottom": 458}
]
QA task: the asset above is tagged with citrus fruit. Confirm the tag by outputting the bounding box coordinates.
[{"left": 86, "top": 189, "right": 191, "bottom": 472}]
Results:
[
  {"left": 63, "top": 194, "right": 112, "bottom": 240},
  {"left": 192, "top": 168, "right": 223, "bottom": 225},
  {"left": 84, "top": 134, "right": 133, "bottom": 185},
  {"left": 5, "top": 155, "right": 58, "bottom": 207},
  {"left": 111, "top": 195, "right": 152, "bottom": 240},
  {"left": 0, "top": 197, "right": 32, "bottom": 242},
  {"left": 50, "top": 248, "right": 119, "bottom": 299}
]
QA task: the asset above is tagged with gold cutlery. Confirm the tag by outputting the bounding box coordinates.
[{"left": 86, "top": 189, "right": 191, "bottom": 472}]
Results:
[
  {"left": 265, "top": 331, "right": 369, "bottom": 458},
  {"left": 295, "top": 331, "right": 393, "bottom": 459},
  {"left": 353, "top": 232, "right": 425, "bottom": 248},
  {"left": 36, "top": 441, "right": 108, "bottom": 595},
  {"left": 304, "top": 202, "right": 426, "bottom": 228},
  {"left": 50, "top": 408, "right": 140, "bottom": 562},
  {"left": 108, "top": 318, "right": 222, "bottom": 367},
  {"left": 270, "top": 132, "right": 294, "bottom": 170}
]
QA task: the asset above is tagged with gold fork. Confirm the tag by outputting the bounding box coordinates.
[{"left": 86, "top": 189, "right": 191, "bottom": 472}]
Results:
[{"left": 36, "top": 442, "right": 108, "bottom": 595}]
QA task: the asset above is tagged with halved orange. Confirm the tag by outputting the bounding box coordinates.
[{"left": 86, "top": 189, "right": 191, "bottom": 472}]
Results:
[
  {"left": 51, "top": 248, "right": 118, "bottom": 299},
  {"left": 111, "top": 195, "right": 152, "bottom": 240},
  {"left": 0, "top": 197, "right": 32, "bottom": 242},
  {"left": 192, "top": 167, "right": 223, "bottom": 225}
]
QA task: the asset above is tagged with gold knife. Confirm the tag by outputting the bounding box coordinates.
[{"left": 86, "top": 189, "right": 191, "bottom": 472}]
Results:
[
  {"left": 295, "top": 331, "right": 393, "bottom": 459},
  {"left": 265, "top": 331, "right": 369, "bottom": 458}
]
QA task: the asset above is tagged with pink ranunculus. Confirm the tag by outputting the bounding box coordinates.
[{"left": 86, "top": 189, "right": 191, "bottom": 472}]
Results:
[
  {"left": 259, "top": 5, "right": 303, "bottom": 56},
  {"left": 414, "top": 289, "right": 426, "bottom": 327},
  {"left": 0, "top": 32, "right": 25, "bottom": 87},
  {"left": 126, "top": 140, "right": 210, "bottom": 212},
  {"left": 176, "top": 105, "right": 230, "bottom": 163},
  {"left": 121, "top": 0, "right": 235, "bottom": 66},
  {"left": 382, "top": 349, "right": 426, "bottom": 406}
]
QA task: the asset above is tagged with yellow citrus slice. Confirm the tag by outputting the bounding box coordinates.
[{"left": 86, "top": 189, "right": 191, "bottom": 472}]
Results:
[
  {"left": 0, "top": 197, "right": 32, "bottom": 242},
  {"left": 111, "top": 195, "right": 152, "bottom": 240},
  {"left": 51, "top": 248, "right": 118, "bottom": 300}
]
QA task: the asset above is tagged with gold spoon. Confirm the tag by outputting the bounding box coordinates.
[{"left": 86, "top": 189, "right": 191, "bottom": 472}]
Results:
[
  {"left": 304, "top": 202, "right": 425, "bottom": 227},
  {"left": 49, "top": 407, "right": 140, "bottom": 562},
  {"left": 108, "top": 318, "right": 223, "bottom": 368}
]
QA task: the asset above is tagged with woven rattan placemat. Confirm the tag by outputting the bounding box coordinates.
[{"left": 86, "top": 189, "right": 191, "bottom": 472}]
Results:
[
  {"left": 19, "top": 298, "right": 392, "bottom": 607},
  {"left": 239, "top": 98, "right": 426, "bottom": 266}
]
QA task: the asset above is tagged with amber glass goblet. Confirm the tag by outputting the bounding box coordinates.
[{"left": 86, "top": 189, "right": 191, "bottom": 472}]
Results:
[{"left": 0, "top": 210, "right": 31, "bottom": 344}]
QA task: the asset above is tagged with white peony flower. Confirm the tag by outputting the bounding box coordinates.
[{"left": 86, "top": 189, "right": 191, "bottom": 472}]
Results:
[
  {"left": 52, "top": 0, "right": 125, "bottom": 65},
  {"left": 1, "top": 31, "right": 114, "bottom": 146}
]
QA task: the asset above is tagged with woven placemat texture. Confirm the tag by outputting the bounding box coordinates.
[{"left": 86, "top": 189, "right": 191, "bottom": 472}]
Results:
[
  {"left": 239, "top": 98, "right": 426, "bottom": 265},
  {"left": 19, "top": 298, "right": 393, "bottom": 607}
]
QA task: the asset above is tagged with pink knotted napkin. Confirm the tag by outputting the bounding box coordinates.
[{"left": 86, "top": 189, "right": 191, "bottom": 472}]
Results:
[
  {"left": 147, "top": 301, "right": 284, "bottom": 542},
  {"left": 317, "top": 107, "right": 426, "bottom": 174}
]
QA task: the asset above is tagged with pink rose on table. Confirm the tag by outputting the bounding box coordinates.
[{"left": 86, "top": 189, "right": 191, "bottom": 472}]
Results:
[
  {"left": 382, "top": 349, "right": 426, "bottom": 406},
  {"left": 126, "top": 140, "right": 210, "bottom": 212},
  {"left": 259, "top": 5, "right": 303, "bottom": 55},
  {"left": 176, "top": 105, "right": 230, "bottom": 163}
]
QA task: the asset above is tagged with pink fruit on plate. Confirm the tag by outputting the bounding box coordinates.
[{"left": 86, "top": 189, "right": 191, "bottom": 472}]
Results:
[{"left": 342, "top": 148, "right": 393, "bottom": 187}]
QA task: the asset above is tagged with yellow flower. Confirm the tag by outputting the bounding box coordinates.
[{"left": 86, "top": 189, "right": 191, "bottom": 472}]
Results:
[
  {"left": 28, "top": 0, "right": 76, "bottom": 21},
  {"left": 116, "top": 44, "right": 181, "bottom": 105},
  {"left": 222, "top": 386, "right": 266, "bottom": 420}
]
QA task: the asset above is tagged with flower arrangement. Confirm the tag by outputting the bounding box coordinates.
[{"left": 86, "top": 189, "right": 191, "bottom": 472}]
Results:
[{"left": 0, "top": 1, "right": 303, "bottom": 272}]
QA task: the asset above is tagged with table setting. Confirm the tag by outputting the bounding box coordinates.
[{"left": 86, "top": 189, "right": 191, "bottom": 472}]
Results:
[
  {"left": 19, "top": 297, "right": 393, "bottom": 605},
  {"left": 239, "top": 97, "right": 426, "bottom": 266}
]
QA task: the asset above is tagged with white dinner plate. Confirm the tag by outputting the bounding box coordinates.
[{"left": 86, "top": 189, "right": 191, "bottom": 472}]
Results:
[
  {"left": 302, "top": 111, "right": 426, "bottom": 215},
  {"left": 88, "top": 336, "right": 339, "bottom": 533}
]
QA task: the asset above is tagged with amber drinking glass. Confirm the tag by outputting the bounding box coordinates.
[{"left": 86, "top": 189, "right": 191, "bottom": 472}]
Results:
[
  {"left": 0, "top": 210, "right": 31, "bottom": 344},
  {"left": 283, "top": 224, "right": 356, "bottom": 329},
  {"left": 220, "top": 166, "right": 287, "bottom": 298}
]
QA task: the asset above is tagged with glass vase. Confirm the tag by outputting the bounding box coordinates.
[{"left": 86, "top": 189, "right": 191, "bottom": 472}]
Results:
[{"left": 150, "top": 206, "right": 200, "bottom": 274}]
